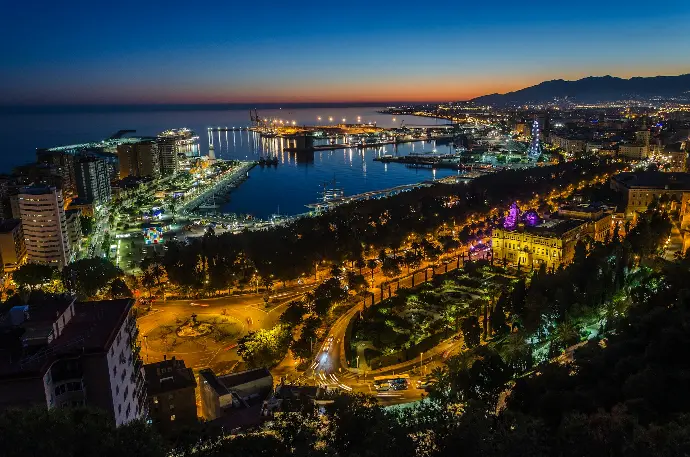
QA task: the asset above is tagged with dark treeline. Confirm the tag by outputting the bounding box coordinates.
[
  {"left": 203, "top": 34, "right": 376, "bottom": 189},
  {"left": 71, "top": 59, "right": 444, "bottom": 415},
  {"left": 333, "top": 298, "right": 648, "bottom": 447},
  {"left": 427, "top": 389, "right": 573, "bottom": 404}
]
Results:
[
  {"left": 159, "top": 158, "right": 623, "bottom": 294},
  {"left": 2, "top": 203, "right": 687, "bottom": 456},
  {"left": 5, "top": 243, "right": 690, "bottom": 456}
]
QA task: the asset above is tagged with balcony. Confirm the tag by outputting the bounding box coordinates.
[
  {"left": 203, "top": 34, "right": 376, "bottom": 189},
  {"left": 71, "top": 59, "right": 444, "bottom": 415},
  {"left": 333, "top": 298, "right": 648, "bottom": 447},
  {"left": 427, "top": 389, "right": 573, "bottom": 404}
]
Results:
[
  {"left": 133, "top": 355, "right": 143, "bottom": 373},
  {"left": 127, "top": 329, "right": 140, "bottom": 349},
  {"left": 132, "top": 344, "right": 142, "bottom": 361},
  {"left": 125, "top": 315, "right": 136, "bottom": 334}
]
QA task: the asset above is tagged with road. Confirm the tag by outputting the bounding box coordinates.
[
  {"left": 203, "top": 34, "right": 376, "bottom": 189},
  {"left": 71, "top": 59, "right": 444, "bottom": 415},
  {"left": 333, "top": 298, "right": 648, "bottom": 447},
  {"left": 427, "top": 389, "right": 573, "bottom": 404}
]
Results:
[
  {"left": 294, "top": 248, "right": 490, "bottom": 405},
  {"left": 137, "top": 285, "right": 313, "bottom": 372}
]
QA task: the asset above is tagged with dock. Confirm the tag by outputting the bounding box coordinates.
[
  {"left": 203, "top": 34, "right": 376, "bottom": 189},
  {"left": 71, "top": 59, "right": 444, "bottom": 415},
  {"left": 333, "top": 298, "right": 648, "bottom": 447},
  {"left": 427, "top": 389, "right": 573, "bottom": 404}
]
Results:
[
  {"left": 181, "top": 161, "right": 256, "bottom": 213},
  {"left": 373, "top": 155, "right": 494, "bottom": 172},
  {"left": 207, "top": 126, "right": 250, "bottom": 132},
  {"left": 284, "top": 135, "right": 455, "bottom": 153},
  {"left": 305, "top": 182, "right": 434, "bottom": 211}
]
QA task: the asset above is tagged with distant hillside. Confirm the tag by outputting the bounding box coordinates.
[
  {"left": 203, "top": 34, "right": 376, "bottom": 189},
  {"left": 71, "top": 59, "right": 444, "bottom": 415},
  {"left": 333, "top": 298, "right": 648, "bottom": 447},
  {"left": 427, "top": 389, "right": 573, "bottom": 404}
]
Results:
[{"left": 471, "top": 74, "right": 690, "bottom": 106}]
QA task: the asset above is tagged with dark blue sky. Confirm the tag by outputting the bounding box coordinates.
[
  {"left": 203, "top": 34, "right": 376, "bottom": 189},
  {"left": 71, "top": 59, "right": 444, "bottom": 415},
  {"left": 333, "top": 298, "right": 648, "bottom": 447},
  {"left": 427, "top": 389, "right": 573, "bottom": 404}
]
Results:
[{"left": 2, "top": 0, "right": 689, "bottom": 104}]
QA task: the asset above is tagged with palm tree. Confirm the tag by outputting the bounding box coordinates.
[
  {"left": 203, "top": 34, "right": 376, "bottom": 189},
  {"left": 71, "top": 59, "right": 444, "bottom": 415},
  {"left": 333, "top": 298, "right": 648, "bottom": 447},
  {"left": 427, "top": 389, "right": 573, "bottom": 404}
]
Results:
[
  {"left": 166, "top": 196, "right": 179, "bottom": 223},
  {"left": 355, "top": 257, "right": 366, "bottom": 275},
  {"left": 142, "top": 270, "right": 156, "bottom": 298},
  {"left": 151, "top": 263, "right": 165, "bottom": 286},
  {"left": 367, "top": 259, "right": 377, "bottom": 282}
]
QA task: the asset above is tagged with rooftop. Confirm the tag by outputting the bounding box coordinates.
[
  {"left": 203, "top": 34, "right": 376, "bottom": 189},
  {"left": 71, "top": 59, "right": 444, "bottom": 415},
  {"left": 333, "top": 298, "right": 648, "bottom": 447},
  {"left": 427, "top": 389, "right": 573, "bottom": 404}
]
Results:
[
  {"left": 219, "top": 368, "right": 271, "bottom": 390},
  {"left": 18, "top": 185, "right": 58, "bottom": 196},
  {"left": 198, "top": 367, "right": 272, "bottom": 397},
  {"left": 498, "top": 217, "right": 587, "bottom": 237},
  {"left": 26, "top": 295, "right": 75, "bottom": 323},
  {"left": 144, "top": 358, "right": 196, "bottom": 395},
  {"left": 0, "top": 299, "right": 134, "bottom": 378},
  {"left": 612, "top": 171, "right": 690, "bottom": 190}
]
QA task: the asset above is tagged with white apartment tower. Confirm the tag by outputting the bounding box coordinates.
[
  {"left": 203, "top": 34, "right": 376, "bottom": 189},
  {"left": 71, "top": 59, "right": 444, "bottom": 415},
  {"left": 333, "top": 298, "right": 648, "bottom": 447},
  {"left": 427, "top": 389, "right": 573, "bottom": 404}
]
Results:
[{"left": 18, "top": 185, "right": 71, "bottom": 268}]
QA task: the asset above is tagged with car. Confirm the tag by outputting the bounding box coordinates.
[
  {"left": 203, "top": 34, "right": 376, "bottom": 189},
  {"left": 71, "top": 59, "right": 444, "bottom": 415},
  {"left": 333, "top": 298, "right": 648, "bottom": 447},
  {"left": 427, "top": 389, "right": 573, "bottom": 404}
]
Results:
[
  {"left": 416, "top": 379, "right": 435, "bottom": 391},
  {"left": 322, "top": 336, "right": 334, "bottom": 353}
]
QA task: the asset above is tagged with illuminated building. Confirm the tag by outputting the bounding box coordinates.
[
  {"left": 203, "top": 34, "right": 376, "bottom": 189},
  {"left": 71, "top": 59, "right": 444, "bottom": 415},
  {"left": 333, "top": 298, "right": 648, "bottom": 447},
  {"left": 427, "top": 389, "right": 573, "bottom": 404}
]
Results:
[
  {"left": 548, "top": 133, "right": 587, "bottom": 156},
  {"left": 156, "top": 129, "right": 196, "bottom": 176},
  {"left": 18, "top": 185, "right": 72, "bottom": 268},
  {"left": 117, "top": 140, "right": 161, "bottom": 179},
  {"left": 144, "top": 357, "right": 197, "bottom": 433},
  {"left": 65, "top": 209, "right": 82, "bottom": 257},
  {"left": 618, "top": 144, "right": 649, "bottom": 160},
  {"left": 492, "top": 204, "right": 612, "bottom": 270},
  {"left": 74, "top": 157, "right": 111, "bottom": 207},
  {"left": 610, "top": 172, "right": 690, "bottom": 219},
  {"left": 557, "top": 203, "right": 614, "bottom": 242},
  {"left": 0, "top": 219, "right": 26, "bottom": 272}
]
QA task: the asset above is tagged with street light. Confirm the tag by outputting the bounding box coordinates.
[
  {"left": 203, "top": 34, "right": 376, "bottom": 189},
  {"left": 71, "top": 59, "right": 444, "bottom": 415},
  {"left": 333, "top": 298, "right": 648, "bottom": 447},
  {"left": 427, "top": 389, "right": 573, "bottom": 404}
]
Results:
[{"left": 356, "top": 355, "right": 360, "bottom": 369}]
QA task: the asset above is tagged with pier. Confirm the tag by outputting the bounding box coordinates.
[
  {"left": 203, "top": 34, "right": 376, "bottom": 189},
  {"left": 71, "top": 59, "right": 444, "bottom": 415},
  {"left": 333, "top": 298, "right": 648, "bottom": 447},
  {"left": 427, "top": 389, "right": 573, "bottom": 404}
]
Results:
[
  {"left": 181, "top": 161, "right": 256, "bottom": 213},
  {"left": 284, "top": 135, "right": 456, "bottom": 153},
  {"left": 207, "top": 126, "right": 251, "bottom": 132},
  {"left": 305, "top": 182, "right": 434, "bottom": 211},
  {"left": 373, "top": 155, "right": 494, "bottom": 172}
]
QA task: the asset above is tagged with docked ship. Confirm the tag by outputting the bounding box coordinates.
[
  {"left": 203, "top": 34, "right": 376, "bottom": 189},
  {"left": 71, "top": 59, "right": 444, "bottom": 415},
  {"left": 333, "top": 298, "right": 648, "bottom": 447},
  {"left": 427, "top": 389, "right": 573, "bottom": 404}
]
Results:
[{"left": 159, "top": 127, "right": 199, "bottom": 145}]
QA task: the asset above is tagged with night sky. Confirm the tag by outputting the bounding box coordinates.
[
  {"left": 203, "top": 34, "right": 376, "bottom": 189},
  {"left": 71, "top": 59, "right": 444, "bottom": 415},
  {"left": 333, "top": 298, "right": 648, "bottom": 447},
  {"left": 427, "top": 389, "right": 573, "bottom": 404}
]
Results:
[{"left": 2, "top": 0, "right": 689, "bottom": 105}]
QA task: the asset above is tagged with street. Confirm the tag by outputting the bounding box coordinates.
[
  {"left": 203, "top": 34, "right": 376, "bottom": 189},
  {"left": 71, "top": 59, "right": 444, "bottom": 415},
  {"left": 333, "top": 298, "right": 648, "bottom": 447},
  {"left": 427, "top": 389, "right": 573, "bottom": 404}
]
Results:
[{"left": 137, "top": 285, "right": 313, "bottom": 372}]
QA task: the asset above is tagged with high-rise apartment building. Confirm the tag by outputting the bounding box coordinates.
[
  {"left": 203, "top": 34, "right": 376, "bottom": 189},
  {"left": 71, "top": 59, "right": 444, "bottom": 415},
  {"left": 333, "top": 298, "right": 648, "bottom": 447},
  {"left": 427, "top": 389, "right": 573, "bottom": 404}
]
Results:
[
  {"left": 65, "top": 209, "right": 82, "bottom": 258},
  {"left": 36, "top": 149, "right": 75, "bottom": 194},
  {"left": 0, "top": 298, "right": 147, "bottom": 426},
  {"left": 74, "top": 157, "right": 111, "bottom": 206},
  {"left": 117, "top": 140, "right": 161, "bottom": 179},
  {"left": 156, "top": 135, "right": 179, "bottom": 176},
  {"left": 18, "top": 185, "right": 71, "bottom": 268}
]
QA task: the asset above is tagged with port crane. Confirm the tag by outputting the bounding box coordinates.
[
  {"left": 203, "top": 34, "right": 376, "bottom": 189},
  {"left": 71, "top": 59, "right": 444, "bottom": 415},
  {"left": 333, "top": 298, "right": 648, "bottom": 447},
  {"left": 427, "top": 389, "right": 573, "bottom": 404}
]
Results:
[{"left": 249, "top": 109, "right": 264, "bottom": 129}]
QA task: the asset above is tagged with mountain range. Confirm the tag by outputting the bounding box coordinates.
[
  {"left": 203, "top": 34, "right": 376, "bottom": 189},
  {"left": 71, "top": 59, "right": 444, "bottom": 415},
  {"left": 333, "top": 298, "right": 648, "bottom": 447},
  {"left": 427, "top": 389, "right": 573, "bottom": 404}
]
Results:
[{"left": 471, "top": 74, "right": 690, "bottom": 106}]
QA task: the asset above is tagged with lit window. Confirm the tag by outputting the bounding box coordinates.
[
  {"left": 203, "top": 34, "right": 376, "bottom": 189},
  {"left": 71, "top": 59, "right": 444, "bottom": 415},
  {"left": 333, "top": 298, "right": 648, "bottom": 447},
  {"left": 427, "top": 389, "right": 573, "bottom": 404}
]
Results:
[
  {"left": 170, "top": 414, "right": 176, "bottom": 421},
  {"left": 153, "top": 396, "right": 158, "bottom": 404}
]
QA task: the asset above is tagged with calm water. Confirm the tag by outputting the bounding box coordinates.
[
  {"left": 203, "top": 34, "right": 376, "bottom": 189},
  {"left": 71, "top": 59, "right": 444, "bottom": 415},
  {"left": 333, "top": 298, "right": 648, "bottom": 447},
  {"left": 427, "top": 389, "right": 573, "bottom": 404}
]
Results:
[{"left": 1, "top": 106, "right": 460, "bottom": 218}]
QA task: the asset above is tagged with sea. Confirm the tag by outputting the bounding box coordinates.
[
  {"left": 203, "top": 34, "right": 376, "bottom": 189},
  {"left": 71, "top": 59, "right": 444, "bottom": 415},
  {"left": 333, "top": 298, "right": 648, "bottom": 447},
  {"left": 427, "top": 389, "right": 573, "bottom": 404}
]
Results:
[{"left": 0, "top": 105, "right": 462, "bottom": 219}]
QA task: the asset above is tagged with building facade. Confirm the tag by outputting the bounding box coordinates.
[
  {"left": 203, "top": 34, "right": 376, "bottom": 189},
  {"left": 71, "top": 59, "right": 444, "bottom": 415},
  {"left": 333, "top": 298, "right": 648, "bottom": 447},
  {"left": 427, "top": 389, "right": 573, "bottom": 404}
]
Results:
[
  {"left": 0, "top": 219, "right": 26, "bottom": 272},
  {"left": 557, "top": 204, "right": 614, "bottom": 243},
  {"left": 490, "top": 202, "right": 612, "bottom": 270},
  {"left": 144, "top": 357, "right": 197, "bottom": 433},
  {"left": 618, "top": 144, "right": 649, "bottom": 160},
  {"left": 117, "top": 140, "right": 161, "bottom": 179},
  {"left": 74, "top": 157, "right": 111, "bottom": 206},
  {"left": 548, "top": 133, "right": 587, "bottom": 156},
  {"left": 199, "top": 368, "right": 272, "bottom": 421},
  {"left": 0, "top": 299, "right": 146, "bottom": 427},
  {"left": 156, "top": 135, "right": 179, "bottom": 176},
  {"left": 35, "top": 150, "right": 75, "bottom": 195},
  {"left": 18, "top": 186, "right": 72, "bottom": 267},
  {"left": 492, "top": 219, "right": 589, "bottom": 271},
  {"left": 65, "top": 209, "right": 82, "bottom": 258},
  {"left": 610, "top": 172, "right": 690, "bottom": 218}
]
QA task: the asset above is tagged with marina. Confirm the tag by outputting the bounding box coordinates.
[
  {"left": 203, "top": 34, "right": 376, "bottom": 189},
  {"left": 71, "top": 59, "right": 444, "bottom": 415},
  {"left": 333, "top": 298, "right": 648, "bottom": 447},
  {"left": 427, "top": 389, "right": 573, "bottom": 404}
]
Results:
[{"left": 5, "top": 106, "right": 523, "bottom": 220}]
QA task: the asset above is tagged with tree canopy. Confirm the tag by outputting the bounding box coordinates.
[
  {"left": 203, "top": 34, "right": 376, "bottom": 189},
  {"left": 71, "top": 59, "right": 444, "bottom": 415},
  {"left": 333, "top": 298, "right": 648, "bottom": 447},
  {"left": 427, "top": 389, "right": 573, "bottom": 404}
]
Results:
[{"left": 13, "top": 263, "right": 56, "bottom": 290}]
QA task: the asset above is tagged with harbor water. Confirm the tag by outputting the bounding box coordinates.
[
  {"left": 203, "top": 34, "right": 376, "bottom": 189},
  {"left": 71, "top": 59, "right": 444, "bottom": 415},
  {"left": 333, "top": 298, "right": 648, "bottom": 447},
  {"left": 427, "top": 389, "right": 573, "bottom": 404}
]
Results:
[{"left": 1, "top": 106, "right": 462, "bottom": 219}]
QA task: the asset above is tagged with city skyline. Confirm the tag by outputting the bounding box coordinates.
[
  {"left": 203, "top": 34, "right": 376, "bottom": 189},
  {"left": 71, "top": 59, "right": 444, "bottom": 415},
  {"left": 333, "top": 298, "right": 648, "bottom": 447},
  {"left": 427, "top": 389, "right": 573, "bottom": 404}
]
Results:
[{"left": 2, "top": 0, "right": 690, "bottom": 105}]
